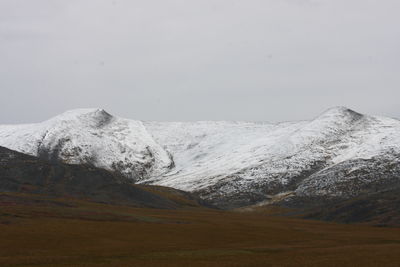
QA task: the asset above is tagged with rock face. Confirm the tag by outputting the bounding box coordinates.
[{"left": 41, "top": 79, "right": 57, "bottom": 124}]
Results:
[{"left": 1, "top": 107, "right": 400, "bottom": 208}]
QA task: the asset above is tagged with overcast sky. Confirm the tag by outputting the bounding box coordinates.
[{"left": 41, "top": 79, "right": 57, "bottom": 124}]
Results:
[{"left": 0, "top": 0, "right": 399, "bottom": 124}]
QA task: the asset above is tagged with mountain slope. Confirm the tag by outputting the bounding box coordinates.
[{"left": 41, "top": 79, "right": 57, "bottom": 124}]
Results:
[
  {"left": 1, "top": 107, "right": 399, "bottom": 209},
  {"left": 0, "top": 109, "right": 174, "bottom": 181},
  {"left": 303, "top": 188, "right": 400, "bottom": 226},
  {"left": 143, "top": 107, "right": 400, "bottom": 208},
  {"left": 0, "top": 146, "right": 207, "bottom": 209}
]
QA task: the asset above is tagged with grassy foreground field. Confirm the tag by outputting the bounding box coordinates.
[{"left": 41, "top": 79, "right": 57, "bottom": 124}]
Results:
[{"left": 0, "top": 193, "right": 399, "bottom": 267}]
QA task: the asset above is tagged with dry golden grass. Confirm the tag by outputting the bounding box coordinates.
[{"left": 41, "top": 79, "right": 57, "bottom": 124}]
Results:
[{"left": 0, "top": 193, "right": 399, "bottom": 267}]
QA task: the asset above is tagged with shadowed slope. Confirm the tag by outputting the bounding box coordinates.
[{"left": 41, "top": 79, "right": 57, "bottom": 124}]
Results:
[
  {"left": 303, "top": 188, "right": 400, "bottom": 226},
  {"left": 0, "top": 146, "right": 208, "bottom": 209}
]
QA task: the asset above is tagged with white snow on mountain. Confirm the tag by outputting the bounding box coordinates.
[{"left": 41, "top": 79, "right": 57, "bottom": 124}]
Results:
[
  {"left": 1, "top": 106, "right": 399, "bottom": 206},
  {"left": 0, "top": 108, "right": 173, "bottom": 180},
  {"left": 143, "top": 107, "right": 400, "bottom": 194}
]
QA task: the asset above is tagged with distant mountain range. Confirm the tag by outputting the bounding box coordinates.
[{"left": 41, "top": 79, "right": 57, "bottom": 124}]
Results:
[{"left": 1, "top": 107, "right": 399, "bottom": 211}]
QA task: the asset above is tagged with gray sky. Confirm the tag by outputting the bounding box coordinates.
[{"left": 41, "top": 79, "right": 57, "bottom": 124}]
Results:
[{"left": 0, "top": 0, "right": 399, "bottom": 124}]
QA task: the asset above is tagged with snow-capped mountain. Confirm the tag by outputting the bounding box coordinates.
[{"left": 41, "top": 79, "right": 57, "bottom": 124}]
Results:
[
  {"left": 143, "top": 107, "right": 400, "bottom": 207},
  {"left": 0, "top": 109, "right": 173, "bottom": 181},
  {"left": 1, "top": 107, "right": 399, "bottom": 208}
]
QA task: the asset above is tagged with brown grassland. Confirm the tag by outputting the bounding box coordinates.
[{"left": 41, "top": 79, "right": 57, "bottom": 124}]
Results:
[{"left": 0, "top": 193, "right": 399, "bottom": 267}]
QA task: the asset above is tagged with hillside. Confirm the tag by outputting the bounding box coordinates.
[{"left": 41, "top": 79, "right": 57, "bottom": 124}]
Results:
[
  {"left": 144, "top": 107, "right": 400, "bottom": 208},
  {"left": 1, "top": 107, "right": 399, "bottom": 208},
  {"left": 0, "top": 109, "right": 173, "bottom": 181},
  {"left": 0, "top": 146, "right": 207, "bottom": 209}
]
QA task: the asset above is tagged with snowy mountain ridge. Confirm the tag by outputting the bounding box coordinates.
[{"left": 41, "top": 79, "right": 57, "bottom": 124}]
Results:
[
  {"left": 0, "top": 108, "right": 173, "bottom": 180},
  {"left": 1, "top": 107, "right": 399, "bottom": 208}
]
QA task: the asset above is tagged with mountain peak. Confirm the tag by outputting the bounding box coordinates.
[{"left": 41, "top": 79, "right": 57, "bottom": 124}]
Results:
[
  {"left": 323, "top": 106, "right": 356, "bottom": 114},
  {"left": 56, "top": 108, "right": 111, "bottom": 118},
  {"left": 317, "top": 106, "right": 363, "bottom": 121},
  {"left": 47, "top": 108, "right": 114, "bottom": 127}
]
